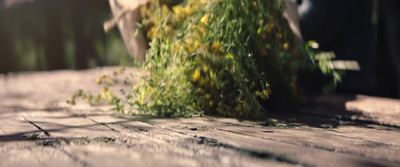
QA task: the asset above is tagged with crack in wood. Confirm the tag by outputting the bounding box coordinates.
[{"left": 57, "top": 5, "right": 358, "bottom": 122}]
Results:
[
  {"left": 21, "top": 117, "right": 51, "bottom": 137},
  {"left": 78, "top": 114, "right": 400, "bottom": 166},
  {"left": 86, "top": 117, "right": 121, "bottom": 133},
  {"left": 0, "top": 126, "right": 7, "bottom": 134},
  {"left": 215, "top": 127, "right": 400, "bottom": 164},
  {"left": 157, "top": 126, "right": 310, "bottom": 166},
  {"left": 316, "top": 130, "right": 400, "bottom": 150},
  {"left": 35, "top": 137, "right": 117, "bottom": 167},
  {"left": 58, "top": 148, "right": 91, "bottom": 167},
  {"left": 193, "top": 135, "right": 311, "bottom": 167}
]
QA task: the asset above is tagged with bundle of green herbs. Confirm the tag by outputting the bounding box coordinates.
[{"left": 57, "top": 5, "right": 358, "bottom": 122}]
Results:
[{"left": 69, "top": 0, "right": 338, "bottom": 119}]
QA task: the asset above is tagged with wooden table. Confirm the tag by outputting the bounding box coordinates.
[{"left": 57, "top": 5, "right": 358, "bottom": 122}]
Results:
[{"left": 1, "top": 67, "right": 399, "bottom": 167}]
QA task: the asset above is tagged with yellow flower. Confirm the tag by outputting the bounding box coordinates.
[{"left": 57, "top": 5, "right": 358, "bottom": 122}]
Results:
[
  {"left": 261, "top": 34, "right": 267, "bottom": 40},
  {"left": 212, "top": 40, "right": 220, "bottom": 53},
  {"left": 210, "top": 81, "right": 216, "bottom": 88},
  {"left": 147, "top": 26, "right": 155, "bottom": 39},
  {"left": 184, "top": 5, "right": 195, "bottom": 16},
  {"left": 188, "top": 83, "right": 194, "bottom": 88},
  {"left": 199, "top": 78, "right": 205, "bottom": 86},
  {"left": 185, "top": 39, "right": 193, "bottom": 45},
  {"left": 153, "top": 16, "right": 159, "bottom": 24},
  {"left": 162, "top": 4, "right": 170, "bottom": 15},
  {"left": 261, "top": 48, "right": 268, "bottom": 57},
  {"left": 140, "top": 6, "right": 147, "bottom": 17},
  {"left": 225, "top": 53, "right": 233, "bottom": 59},
  {"left": 95, "top": 97, "right": 100, "bottom": 103},
  {"left": 200, "top": 13, "right": 210, "bottom": 24},
  {"left": 101, "top": 87, "right": 113, "bottom": 100},
  {"left": 283, "top": 42, "right": 289, "bottom": 51},
  {"left": 202, "top": 64, "right": 209, "bottom": 72},
  {"left": 196, "top": 25, "right": 207, "bottom": 37},
  {"left": 96, "top": 75, "right": 106, "bottom": 84},
  {"left": 164, "top": 25, "right": 171, "bottom": 34},
  {"left": 187, "top": 46, "right": 194, "bottom": 53},
  {"left": 117, "top": 69, "right": 124, "bottom": 75},
  {"left": 173, "top": 6, "right": 182, "bottom": 14},
  {"left": 192, "top": 69, "right": 201, "bottom": 82},
  {"left": 106, "top": 78, "right": 114, "bottom": 85},
  {"left": 197, "top": 0, "right": 208, "bottom": 3},
  {"left": 193, "top": 41, "right": 201, "bottom": 50},
  {"left": 171, "top": 42, "right": 183, "bottom": 53},
  {"left": 265, "top": 23, "right": 274, "bottom": 34},
  {"left": 205, "top": 43, "right": 211, "bottom": 52},
  {"left": 138, "top": 97, "right": 145, "bottom": 105},
  {"left": 236, "top": 104, "right": 242, "bottom": 112},
  {"left": 185, "top": 39, "right": 199, "bottom": 53},
  {"left": 173, "top": 6, "right": 184, "bottom": 18}
]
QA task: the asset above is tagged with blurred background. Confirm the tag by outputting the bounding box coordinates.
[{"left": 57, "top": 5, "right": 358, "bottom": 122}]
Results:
[{"left": 0, "top": 0, "right": 134, "bottom": 73}]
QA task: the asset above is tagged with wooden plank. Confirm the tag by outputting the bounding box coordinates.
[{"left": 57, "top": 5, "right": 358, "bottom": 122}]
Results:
[
  {"left": 0, "top": 110, "right": 42, "bottom": 139},
  {"left": 85, "top": 114, "right": 296, "bottom": 167},
  {"left": 202, "top": 119, "right": 400, "bottom": 163},
  {"left": 305, "top": 94, "right": 400, "bottom": 127},
  {"left": 16, "top": 111, "right": 118, "bottom": 138},
  {"left": 148, "top": 117, "right": 399, "bottom": 167},
  {"left": 0, "top": 111, "right": 80, "bottom": 167},
  {"left": 2, "top": 67, "right": 400, "bottom": 167},
  {"left": 345, "top": 95, "right": 400, "bottom": 126},
  {"left": 0, "top": 146, "right": 80, "bottom": 167}
]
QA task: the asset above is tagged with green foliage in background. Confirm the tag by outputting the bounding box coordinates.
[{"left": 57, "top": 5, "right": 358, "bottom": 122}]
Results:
[{"left": 0, "top": 2, "right": 133, "bottom": 71}]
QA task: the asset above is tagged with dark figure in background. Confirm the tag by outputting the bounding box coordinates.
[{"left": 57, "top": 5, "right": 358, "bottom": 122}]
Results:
[
  {"left": 297, "top": 0, "right": 377, "bottom": 95},
  {"left": 0, "top": 0, "right": 17, "bottom": 73},
  {"left": 0, "top": 0, "right": 108, "bottom": 73},
  {"left": 39, "top": 0, "right": 105, "bottom": 70},
  {"left": 72, "top": 0, "right": 94, "bottom": 70},
  {"left": 377, "top": 0, "right": 400, "bottom": 98},
  {"left": 42, "top": 0, "right": 66, "bottom": 70}
]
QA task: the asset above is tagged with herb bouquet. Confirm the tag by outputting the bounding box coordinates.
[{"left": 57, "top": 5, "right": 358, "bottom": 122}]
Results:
[{"left": 70, "top": 0, "right": 334, "bottom": 119}]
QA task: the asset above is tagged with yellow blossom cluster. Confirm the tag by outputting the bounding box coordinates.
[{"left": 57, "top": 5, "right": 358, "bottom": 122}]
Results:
[{"left": 132, "top": 0, "right": 300, "bottom": 118}]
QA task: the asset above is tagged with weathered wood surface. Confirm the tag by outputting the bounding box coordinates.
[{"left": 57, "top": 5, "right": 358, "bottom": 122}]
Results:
[{"left": 1, "top": 67, "right": 400, "bottom": 167}]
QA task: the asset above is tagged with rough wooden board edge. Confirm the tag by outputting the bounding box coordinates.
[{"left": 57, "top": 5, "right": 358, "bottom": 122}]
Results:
[{"left": 301, "top": 93, "right": 400, "bottom": 127}]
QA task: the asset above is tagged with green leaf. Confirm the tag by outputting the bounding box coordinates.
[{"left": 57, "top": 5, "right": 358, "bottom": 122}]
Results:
[{"left": 28, "top": 133, "right": 39, "bottom": 140}]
